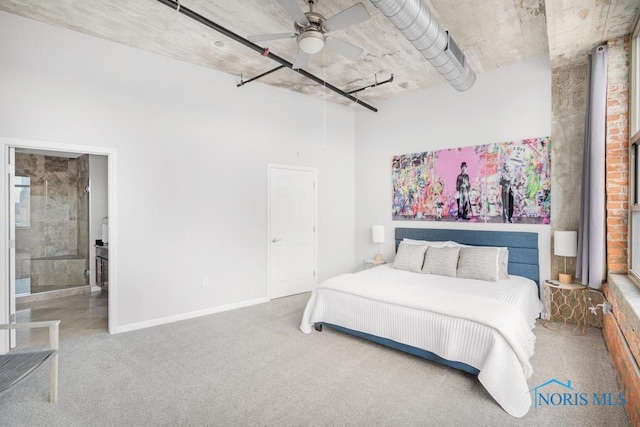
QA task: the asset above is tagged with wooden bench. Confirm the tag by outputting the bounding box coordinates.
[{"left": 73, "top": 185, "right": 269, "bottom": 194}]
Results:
[{"left": 0, "top": 320, "right": 60, "bottom": 402}]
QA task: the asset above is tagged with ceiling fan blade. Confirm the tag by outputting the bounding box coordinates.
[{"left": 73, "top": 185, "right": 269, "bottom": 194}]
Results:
[
  {"left": 276, "top": 0, "right": 309, "bottom": 27},
  {"left": 323, "top": 3, "right": 370, "bottom": 32},
  {"left": 292, "top": 50, "right": 310, "bottom": 69},
  {"left": 325, "top": 38, "right": 364, "bottom": 61},
  {"left": 247, "top": 33, "right": 296, "bottom": 43}
]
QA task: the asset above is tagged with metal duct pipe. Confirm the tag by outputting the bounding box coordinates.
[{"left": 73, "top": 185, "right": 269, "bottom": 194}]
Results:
[{"left": 369, "top": 0, "right": 476, "bottom": 91}]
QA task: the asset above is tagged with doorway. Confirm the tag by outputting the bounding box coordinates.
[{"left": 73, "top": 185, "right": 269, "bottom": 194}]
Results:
[
  {"left": 267, "top": 164, "right": 317, "bottom": 299},
  {"left": 1, "top": 138, "right": 116, "bottom": 354},
  {"left": 13, "top": 150, "right": 92, "bottom": 296}
]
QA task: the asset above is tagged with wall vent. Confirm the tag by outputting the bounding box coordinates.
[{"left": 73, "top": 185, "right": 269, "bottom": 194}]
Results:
[{"left": 444, "top": 32, "right": 465, "bottom": 71}]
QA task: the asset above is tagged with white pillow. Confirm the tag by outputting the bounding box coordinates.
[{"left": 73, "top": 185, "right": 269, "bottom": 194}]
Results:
[
  {"left": 392, "top": 241, "right": 428, "bottom": 273},
  {"left": 402, "top": 238, "right": 448, "bottom": 248},
  {"left": 422, "top": 246, "right": 460, "bottom": 277},
  {"left": 445, "top": 241, "right": 509, "bottom": 279},
  {"left": 456, "top": 247, "right": 501, "bottom": 281}
]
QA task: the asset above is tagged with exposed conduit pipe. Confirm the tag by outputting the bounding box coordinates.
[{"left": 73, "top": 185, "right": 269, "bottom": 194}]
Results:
[
  {"left": 347, "top": 74, "right": 394, "bottom": 95},
  {"left": 237, "top": 65, "right": 285, "bottom": 87},
  {"left": 155, "top": 0, "right": 378, "bottom": 112},
  {"left": 368, "top": 0, "right": 476, "bottom": 91}
]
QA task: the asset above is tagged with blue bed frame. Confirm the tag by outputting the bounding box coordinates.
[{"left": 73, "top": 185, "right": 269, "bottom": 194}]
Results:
[{"left": 315, "top": 227, "right": 540, "bottom": 376}]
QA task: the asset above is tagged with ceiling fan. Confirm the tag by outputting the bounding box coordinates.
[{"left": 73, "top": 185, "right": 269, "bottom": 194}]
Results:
[{"left": 248, "top": 0, "right": 371, "bottom": 69}]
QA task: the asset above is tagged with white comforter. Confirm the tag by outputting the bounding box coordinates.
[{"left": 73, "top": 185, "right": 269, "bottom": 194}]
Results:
[{"left": 300, "top": 265, "right": 542, "bottom": 418}]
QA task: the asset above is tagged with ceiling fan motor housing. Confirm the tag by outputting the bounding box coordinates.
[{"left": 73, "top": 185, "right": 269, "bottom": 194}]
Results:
[{"left": 294, "top": 11, "right": 324, "bottom": 33}]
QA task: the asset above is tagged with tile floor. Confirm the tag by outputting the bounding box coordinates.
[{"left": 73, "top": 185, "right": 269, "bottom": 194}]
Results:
[{"left": 15, "top": 290, "right": 108, "bottom": 349}]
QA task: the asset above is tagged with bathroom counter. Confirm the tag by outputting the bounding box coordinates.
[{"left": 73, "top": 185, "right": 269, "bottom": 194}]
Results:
[{"left": 94, "top": 245, "right": 108, "bottom": 290}]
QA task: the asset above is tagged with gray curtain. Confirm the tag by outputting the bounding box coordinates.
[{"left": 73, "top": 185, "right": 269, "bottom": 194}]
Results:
[{"left": 576, "top": 44, "right": 608, "bottom": 289}]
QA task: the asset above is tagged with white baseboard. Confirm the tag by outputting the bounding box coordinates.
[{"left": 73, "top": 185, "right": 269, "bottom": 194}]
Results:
[{"left": 112, "top": 297, "right": 270, "bottom": 334}]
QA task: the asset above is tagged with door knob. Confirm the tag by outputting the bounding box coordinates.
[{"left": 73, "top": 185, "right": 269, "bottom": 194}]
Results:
[{"left": 271, "top": 237, "right": 282, "bottom": 243}]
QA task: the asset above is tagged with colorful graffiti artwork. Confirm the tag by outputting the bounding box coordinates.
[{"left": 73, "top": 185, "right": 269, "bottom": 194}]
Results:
[{"left": 391, "top": 137, "right": 551, "bottom": 224}]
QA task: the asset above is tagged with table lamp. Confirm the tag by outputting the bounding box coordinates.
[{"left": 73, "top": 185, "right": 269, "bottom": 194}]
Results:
[
  {"left": 554, "top": 230, "right": 578, "bottom": 284},
  {"left": 372, "top": 225, "right": 385, "bottom": 263}
]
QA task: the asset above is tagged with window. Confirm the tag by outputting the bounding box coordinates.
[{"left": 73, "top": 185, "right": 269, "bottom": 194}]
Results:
[
  {"left": 632, "top": 142, "right": 640, "bottom": 277},
  {"left": 630, "top": 19, "right": 640, "bottom": 281},
  {"left": 14, "top": 176, "right": 30, "bottom": 228}
]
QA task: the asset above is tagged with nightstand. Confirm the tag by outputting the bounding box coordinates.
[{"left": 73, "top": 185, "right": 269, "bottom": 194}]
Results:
[
  {"left": 363, "top": 259, "right": 386, "bottom": 269},
  {"left": 542, "top": 280, "right": 587, "bottom": 335}
]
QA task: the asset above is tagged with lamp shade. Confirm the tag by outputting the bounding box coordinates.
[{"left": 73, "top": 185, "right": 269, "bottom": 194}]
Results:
[
  {"left": 554, "top": 231, "right": 578, "bottom": 257},
  {"left": 371, "top": 225, "right": 385, "bottom": 244},
  {"left": 298, "top": 31, "right": 325, "bottom": 54}
]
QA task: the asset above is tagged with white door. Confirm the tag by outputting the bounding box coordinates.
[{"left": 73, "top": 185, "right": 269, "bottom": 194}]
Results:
[{"left": 268, "top": 165, "right": 317, "bottom": 299}]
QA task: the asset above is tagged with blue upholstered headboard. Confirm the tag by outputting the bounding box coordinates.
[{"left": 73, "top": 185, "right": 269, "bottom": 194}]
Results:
[{"left": 394, "top": 228, "right": 540, "bottom": 284}]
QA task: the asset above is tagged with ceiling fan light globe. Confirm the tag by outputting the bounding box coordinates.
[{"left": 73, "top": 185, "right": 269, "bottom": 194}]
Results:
[{"left": 298, "top": 31, "right": 325, "bottom": 54}]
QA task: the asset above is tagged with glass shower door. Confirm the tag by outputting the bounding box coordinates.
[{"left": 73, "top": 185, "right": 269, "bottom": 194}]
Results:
[{"left": 14, "top": 151, "right": 91, "bottom": 295}]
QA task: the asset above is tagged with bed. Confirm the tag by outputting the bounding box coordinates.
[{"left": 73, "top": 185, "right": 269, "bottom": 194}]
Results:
[{"left": 299, "top": 228, "right": 542, "bottom": 418}]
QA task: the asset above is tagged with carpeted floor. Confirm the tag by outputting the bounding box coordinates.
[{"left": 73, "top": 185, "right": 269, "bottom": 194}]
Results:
[{"left": 0, "top": 293, "right": 631, "bottom": 426}]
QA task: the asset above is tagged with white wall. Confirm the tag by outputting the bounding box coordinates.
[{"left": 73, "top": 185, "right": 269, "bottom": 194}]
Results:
[
  {"left": 0, "top": 11, "right": 355, "bottom": 332},
  {"left": 89, "top": 155, "right": 108, "bottom": 288},
  {"left": 354, "top": 56, "right": 553, "bottom": 279}
]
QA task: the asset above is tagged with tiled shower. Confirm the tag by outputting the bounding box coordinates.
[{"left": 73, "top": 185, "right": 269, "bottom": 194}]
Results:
[{"left": 15, "top": 152, "right": 90, "bottom": 295}]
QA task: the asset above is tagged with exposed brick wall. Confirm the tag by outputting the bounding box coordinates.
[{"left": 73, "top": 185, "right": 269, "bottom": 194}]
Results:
[
  {"left": 603, "top": 37, "right": 639, "bottom": 424},
  {"left": 604, "top": 282, "right": 640, "bottom": 368},
  {"left": 603, "top": 283, "right": 640, "bottom": 424},
  {"left": 606, "top": 36, "right": 630, "bottom": 274}
]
